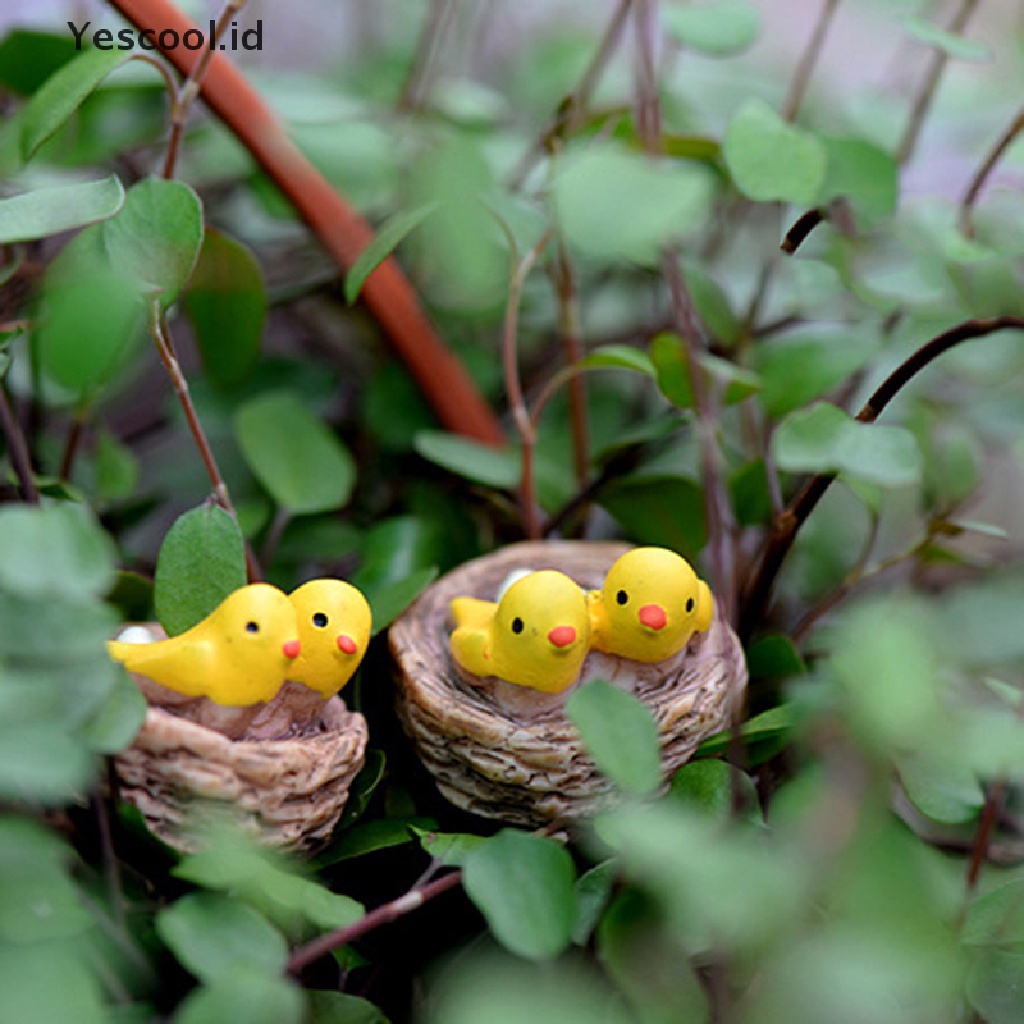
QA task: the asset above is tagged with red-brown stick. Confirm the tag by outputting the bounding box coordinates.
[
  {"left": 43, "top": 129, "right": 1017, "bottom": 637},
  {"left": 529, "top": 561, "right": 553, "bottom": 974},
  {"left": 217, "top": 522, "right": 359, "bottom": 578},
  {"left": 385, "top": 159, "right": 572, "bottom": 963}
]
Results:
[{"left": 109, "top": 0, "right": 503, "bottom": 446}]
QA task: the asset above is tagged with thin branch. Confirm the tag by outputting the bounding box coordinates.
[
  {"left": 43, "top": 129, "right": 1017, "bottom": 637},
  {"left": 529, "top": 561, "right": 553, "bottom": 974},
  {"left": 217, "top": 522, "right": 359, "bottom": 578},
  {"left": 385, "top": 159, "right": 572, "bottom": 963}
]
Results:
[
  {"left": 163, "top": 0, "right": 245, "bottom": 180},
  {"left": 632, "top": 0, "right": 662, "bottom": 155},
  {"left": 0, "top": 383, "right": 39, "bottom": 503},
  {"left": 93, "top": 765, "right": 126, "bottom": 933},
  {"left": 739, "top": 316, "right": 1024, "bottom": 640},
  {"left": 58, "top": 407, "right": 87, "bottom": 484},
  {"left": 286, "top": 870, "right": 462, "bottom": 977},
  {"left": 397, "top": 0, "right": 456, "bottom": 113},
  {"left": 781, "top": 208, "right": 826, "bottom": 254},
  {"left": 109, "top": 0, "right": 503, "bottom": 446},
  {"left": 966, "top": 779, "right": 1008, "bottom": 894},
  {"left": 958, "top": 104, "right": 1024, "bottom": 236},
  {"left": 897, "top": 0, "right": 982, "bottom": 165},
  {"left": 507, "top": 0, "right": 633, "bottom": 190},
  {"left": 782, "top": 0, "right": 843, "bottom": 123},
  {"left": 503, "top": 231, "right": 552, "bottom": 541}
]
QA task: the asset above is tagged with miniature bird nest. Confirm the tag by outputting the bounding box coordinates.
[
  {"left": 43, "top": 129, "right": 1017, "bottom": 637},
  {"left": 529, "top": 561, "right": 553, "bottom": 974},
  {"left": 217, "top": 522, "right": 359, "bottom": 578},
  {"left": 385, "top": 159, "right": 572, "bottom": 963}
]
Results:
[
  {"left": 114, "top": 679, "right": 368, "bottom": 853},
  {"left": 390, "top": 541, "right": 747, "bottom": 826}
]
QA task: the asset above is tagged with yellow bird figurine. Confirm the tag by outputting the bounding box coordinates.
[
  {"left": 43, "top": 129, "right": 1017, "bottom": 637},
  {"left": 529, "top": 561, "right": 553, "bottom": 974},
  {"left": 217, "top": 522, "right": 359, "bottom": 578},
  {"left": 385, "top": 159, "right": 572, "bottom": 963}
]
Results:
[
  {"left": 587, "top": 547, "right": 714, "bottom": 663},
  {"left": 449, "top": 569, "right": 590, "bottom": 694},
  {"left": 286, "top": 579, "right": 373, "bottom": 698},
  {"left": 107, "top": 583, "right": 302, "bottom": 706}
]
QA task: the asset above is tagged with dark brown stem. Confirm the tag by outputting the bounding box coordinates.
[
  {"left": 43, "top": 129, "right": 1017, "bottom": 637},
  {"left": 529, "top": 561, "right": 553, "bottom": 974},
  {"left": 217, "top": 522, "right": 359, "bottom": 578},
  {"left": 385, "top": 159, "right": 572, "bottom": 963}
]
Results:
[
  {"left": 782, "top": 0, "right": 843, "bottom": 122},
  {"left": 897, "top": 0, "right": 981, "bottom": 165},
  {"left": 0, "top": 383, "right": 39, "bottom": 503},
  {"left": 93, "top": 767, "right": 125, "bottom": 933},
  {"left": 508, "top": 0, "right": 632, "bottom": 189},
  {"left": 58, "top": 408, "right": 86, "bottom": 484},
  {"left": 739, "top": 316, "right": 1024, "bottom": 640},
  {"left": 781, "top": 208, "right": 826, "bottom": 254},
  {"left": 397, "top": 0, "right": 456, "bottom": 113},
  {"left": 286, "top": 870, "right": 462, "bottom": 977},
  {"left": 632, "top": 0, "right": 662, "bottom": 155},
  {"left": 966, "top": 779, "right": 1008, "bottom": 894},
  {"left": 959, "top": 104, "right": 1024, "bottom": 236},
  {"left": 163, "top": 0, "right": 244, "bottom": 180}
]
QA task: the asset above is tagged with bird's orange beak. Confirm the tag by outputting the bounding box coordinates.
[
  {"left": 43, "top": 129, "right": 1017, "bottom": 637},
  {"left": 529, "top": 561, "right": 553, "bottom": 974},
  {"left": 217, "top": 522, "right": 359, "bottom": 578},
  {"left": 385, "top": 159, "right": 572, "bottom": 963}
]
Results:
[
  {"left": 282, "top": 639, "right": 301, "bottom": 659},
  {"left": 548, "top": 625, "right": 576, "bottom": 649},
  {"left": 337, "top": 634, "right": 358, "bottom": 655},
  {"left": 638, "top": 604, "right": 667, "bottom": 631}
]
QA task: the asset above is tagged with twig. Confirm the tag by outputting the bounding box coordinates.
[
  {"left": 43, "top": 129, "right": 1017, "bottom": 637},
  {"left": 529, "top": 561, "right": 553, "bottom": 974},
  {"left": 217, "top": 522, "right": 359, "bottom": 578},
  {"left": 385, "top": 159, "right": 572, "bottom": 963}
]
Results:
[
  {"left": 738, "top": 316, "right": 1024, "bottom": 640},
  {"left": 966, "top": 779, "right": 1008, "bottom": 895},
  {"left": 285, "top": 870, "right": 462, "bottom": 977},
  {"left": 503, "top": 231, "right": 552, "bottom": 541},
  {"left": 782, "top": 0, "right": 843, "bottom": 123},
  {"left": 897, "top": 0, "right": 982, "bottom": 165},
  {"left": 109, "top": 0, "right": 502, "bottom": 446},
  {"left": 259, "top": 507, "right": 291, "bottom": 570},
  {"left": 397, "top": 0, "right": 456, "bottom": 113},
  {"left": 507, "top": 0, "right": 633, "bottom": 190},
  {"left": 93, "top": 766, "right": 126, "bottom": 933},
  {"left": 0, "top": 383, "right": 39, "bottom": 503},
  {"left": 632, "top": 0, "right": 661, "bottom": 155},
  {"left": 58, "top": 407, "right": 86, "bottom": 484},
  {"left": 958, "top": 104, "right": 1024, "bottom": 236},
  {"left": 781, "top": 208, "right": 826, "bottom": 254},
  {"left": 163, "top": 0, "right": 246, "bottom": 180}
]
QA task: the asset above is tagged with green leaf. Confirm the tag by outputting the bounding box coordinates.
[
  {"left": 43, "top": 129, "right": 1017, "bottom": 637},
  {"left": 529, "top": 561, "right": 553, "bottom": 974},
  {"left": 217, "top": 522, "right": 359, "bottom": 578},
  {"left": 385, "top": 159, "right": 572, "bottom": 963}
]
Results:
[
  {"left": 0, "top": 29, "right": 79, "bottom": 96},
  {"left": 746, "top": 634, "right": 806, "bottom": 681},
  {"left": 366, "top": 566, "right": 439, "bottom": 637},
  {"left": 696, "top": 703, "right": 796, "bottom": 759},
  {"left": 0, "top": 724, "right": 95, "bottom": 804},
  {"left": 94, "top": 430, "right": 139, "bottom": 503},
  {"left": 306, "top": 991, "right": 391, "bottom": 1024},
  {"left": 20, "top": 46, "right": 132, "bottom": 160},
  {"left": 565, "top": 680, "right": 662, "bottom": 795},
  {"left": 316, "top": 817, "right": 431, "bottom": 865},
  {"left": 902, "top": 15, "right": 990, "bottom": 62},
  {"left": 414, "top": 431, "right": 520, "bottom": 489},
  {"left": 723, "top": 98, "right": 827, "bottom": 205},
  {"left": 0, "top": 503, "right": 116, "bottom": 600},
  {"left": 235, "top": 390, "right": 356, "bottom": 515},
  {"left": 966, "top": 950, "right": 1024, "bottom": 1024},
  {"left": 174, "top": 966, "right": 304, "bottom": 1024},
  {"left": 0, "top": 175, "right": 124, "bottom": 244},
  {"left": 963, "top": 880, "right": 1024, "bottom": 947},
  {"left": 773, "top": 402, "right": 922, "bottom": 488},
  {"left": 669, "top": 759, "right": 735, "bottom": 822},
  {"left": 78, "top": 672, "right": 146, "bottom": 753},
  {"left": 576, "top": 345, "right": 656, "bottom": 376},
  {"left": 462, "top": 831, "right": 577, "bottom": 959},
  {"left": 0, "top": 942, "right": 107, "bottom": 1024},
  {"left": 661, "top": 2, "right": 761, "bottom": 56},
  {"left": 36, "top": 265, "right": 145, "bottom": 397},
  {"left": 819, "top": 137, "right": 898, "bottom": 224},
  {"left": 183, "top": 228, "right": 266, "bottom": 390},
  {"left": 157, "top": 894, "right": 289, "bottom": 984},
  {"left": 154, "top": 503, "right": 248, "bottom": 637},
  {"left": 650, "top": 332, "right": 760, "bottom": 408},
  {"left": 100, "top": 177, "right": 204, "bottom": 308},
  {"left": 571, "top": 860, "right": 617, "bottom": 945},
  {"left": 412, "top": 827, "right": 489, "bottom": 867},
  {"left": 598, "top": 474, "right": 707, "bottom": 559},
  {"left": 896, "top": 750, "right": 983, "bottom": 825},
  {"left": 683, "top": 261, "right": 742, "bottom": 346},
  {"left": 345, "top": 201, "right": 439, "bottom": 304},
  {"left": 554, "top": 144, "right": 714, "bottom": 265}
]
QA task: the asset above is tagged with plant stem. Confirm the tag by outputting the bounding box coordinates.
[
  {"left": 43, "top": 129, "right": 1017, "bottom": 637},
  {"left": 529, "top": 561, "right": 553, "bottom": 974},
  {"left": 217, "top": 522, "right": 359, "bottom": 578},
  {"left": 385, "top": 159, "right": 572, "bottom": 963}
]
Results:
[
  {"left": 781, "top": 208, "right": 826, "bottom": 254},
  {"left": 163, "top": 0, "right": 246, "bottom": 180},
  {"left": 897, "top": 0, "right": 982, "bottom": 165},
  {"left": 633, "top": 0, "right": 662, "bottom": 155},
  {"left": 782, "top": 0, "right": 843, "bottom": 123},
  {"left": 958, "top": 104, "right": 1024, "bottom": 236},
  {"left": 109, "top": 0, "right": 503, "bottom": 446},
  {"left": 58, "top": 406, "right": 88, "bottom": 484},
  {"left": 397, "top": 0, "right": 456, "bottom": 113},
  {"left": 966, "top": 779, "right": 1007, "bottom": 894},
  {"left": 0, "top": 383, "right": 39, "bottom": 503},
  {"left": 286, "top": 870, "right": 462, "bottom": 977},
  {"left": 738, "top": 316, "right": 1024, "bottom": 640}
]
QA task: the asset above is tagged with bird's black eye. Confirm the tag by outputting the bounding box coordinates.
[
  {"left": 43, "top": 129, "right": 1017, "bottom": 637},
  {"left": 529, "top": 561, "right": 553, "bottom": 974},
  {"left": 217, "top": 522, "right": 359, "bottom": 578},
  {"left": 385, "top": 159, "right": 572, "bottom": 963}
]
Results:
[
  {"left": 313, "top": 612, "right": 328, "bottom": 628},
  {"left": 686, "top": 597, "right": 695, "bottom": 613},
  {"left": 616, "top": 589, "right": 628, "bottom": 606},
  {"left": 511, "top": 617, "right": 525, "bottom": 635},
  {"left": 245, "top": 621, "right": 260, "bottom": 634}
]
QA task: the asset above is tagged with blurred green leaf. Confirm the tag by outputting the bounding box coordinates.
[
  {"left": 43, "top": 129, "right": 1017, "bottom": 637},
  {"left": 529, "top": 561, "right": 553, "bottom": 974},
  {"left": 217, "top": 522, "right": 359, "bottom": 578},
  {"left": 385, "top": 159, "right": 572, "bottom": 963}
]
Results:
[
  {"left": 571, "top": 860, "right": 618, "bottom": 946},
  {"left": 566, "top": 681, "right": 662, "bottom": 795},
  {"left": 317, "top": 817, "right": 433, "bottom": 865},
  {"left": 306, "top": 991, "right": 390, "bottom": 1024},
  {"left": 0, "top": 176, "right": 124, "bottom": 243},
  {"left": 0, "top": 724, "right": 95, "bottom": 804},
  {"left": 650, "top": 332, "right": 760, "bottom": 408},
  {"left": 598, "top": 474, "right": 707, "bottom": 559},
  {"left": 901, "top": 15, "right": 990, "bottom": 61},
  {"left": 0, "top": 941, "right": 107, "bottom": 1024},
  {"left": 157, "top": 894, "right": 289, "bottom": 984},
  {"left": 696, "top": 704, "right": 796, "bottom": 759},
  {"left": 966, "top": 950, "right": 1024, "bottom": 1024},
  {"left": 0, "top": 29, "right": 79, "bottom": 95},
  {"left": 0, "top": 503, "right": 116, "bottom": 600},
  {"left": 235, "top": 391, "right": 356, "bottom": 515},
  {"left": 669, "top": 759, "right": 752, "bottom": 824},
  {"left": 555, "top": 144, "right": 714, "bottom": 265},
  {"left": 895, "top": 750, "right": 983, "bottom": 825},
  {"left": 20, "top": 47, "right": 132, "bottom": 160},
  {"left": 154, "top": 503, "right": 247, "bottom": 637},
  {"left": 414, "top": 431, "right": 520, "bottom": 489},
  {"left": 95, "top": 430, "right": 139, "bottom": 503},
  {"left": 412, "top": 828, "right": 489, "bottom": 867},
  {"left": 174, "top": 966, "right": 304, "bottom": 1024},
  {"left": 773, "top": 402, "right": 922, "bottom": 488},
  {"left": 819, "top": 137, "right": 898, "bottom": 224},
  {"left": 78, "top": 672, "right": 146, "bottom": 753},
  {"left": 723, "top": 99, "right": 827, "bottom": 205},
  {"left": 462, "top": 831, "right": 577, "bottom": 959},
  {"left": 183, "top": 228, "right": 266, "bottom": 390},
  {"left": 366, "top": 566, "right": 438, "bottom": 637},
  {"left": 345, "top": 202, "right": 439, "bottom": 304},
  {"left": 661, "top": 1, "right": 761, "bottom": 56},
  {"left": 963, "top": 880, "right": 1024, "bottom": 947},
  {"left": 683, "top": 261, "right": 742, "bottom": 346},
  {"left": 746, "top": 634, "right": 806, "bottom": 681},
  {"left": 577, "top": 345, "right": 656, "bottom": 376}
]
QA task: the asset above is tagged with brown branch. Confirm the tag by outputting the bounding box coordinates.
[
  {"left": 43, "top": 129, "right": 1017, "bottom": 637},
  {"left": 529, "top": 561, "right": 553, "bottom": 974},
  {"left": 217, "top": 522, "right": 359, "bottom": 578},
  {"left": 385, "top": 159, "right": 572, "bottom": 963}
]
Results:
[
  {"left": 897, "top": 0, "right": 982, "bottom": 165},
  {"left": 966, "top": 779, "right": 1008, "bottom": 894},
  {"left": 58, "top": 409, "right": 86, "bottom": 483},
  {"left": 781, "top": 208, "right": 826, "bottom": 254},
  {"left": 286, "top": 870, "right": 462, "bottom": 977},
  {"left": 782, "top": 0, "right": 843, "bottom": 123},
  {"left": 739, "top": 316, "right": 1024, "bottom": 640},
  {"left": 0, "top": 383, "right": 39, "bottom": 503},
  {"left": 959, "top": 104, "right": 1024, "bottom": 236},
  {"left": 109, "top": 0, "right": 502, "bottom": 447},
  {"left": 397, "top": 0, "right": 456, "bottom": 113}
]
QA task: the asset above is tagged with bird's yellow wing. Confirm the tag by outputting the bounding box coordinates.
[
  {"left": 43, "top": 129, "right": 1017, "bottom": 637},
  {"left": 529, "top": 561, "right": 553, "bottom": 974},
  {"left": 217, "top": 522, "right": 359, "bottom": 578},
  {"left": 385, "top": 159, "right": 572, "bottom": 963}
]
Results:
[{"left": 451, "top": 596, "right": 496, "bottom": 632}]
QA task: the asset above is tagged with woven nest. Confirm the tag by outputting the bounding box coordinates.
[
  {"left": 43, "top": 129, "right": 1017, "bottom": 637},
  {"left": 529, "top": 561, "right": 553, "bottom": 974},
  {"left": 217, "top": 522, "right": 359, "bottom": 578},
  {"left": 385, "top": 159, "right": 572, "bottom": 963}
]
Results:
[
  {"left": 114, "top": 683, "right": 368, "bottom": 853},
  {"left": 390, "top": 541, "right": 747, "bottom": 826}
]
